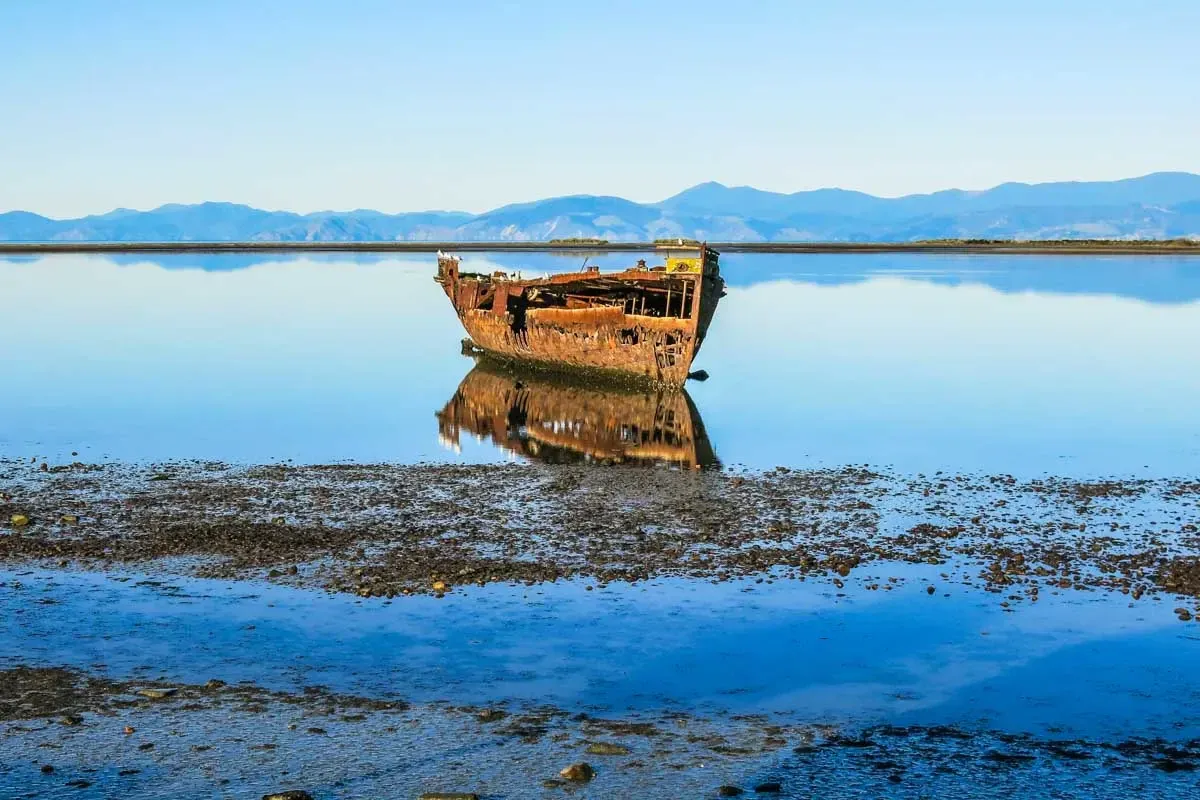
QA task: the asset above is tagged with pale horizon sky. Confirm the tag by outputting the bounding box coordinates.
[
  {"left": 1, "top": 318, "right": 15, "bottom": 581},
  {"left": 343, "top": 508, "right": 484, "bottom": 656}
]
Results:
[{"left": 3, "top": 0, "right": 1200, "bottom": 218}]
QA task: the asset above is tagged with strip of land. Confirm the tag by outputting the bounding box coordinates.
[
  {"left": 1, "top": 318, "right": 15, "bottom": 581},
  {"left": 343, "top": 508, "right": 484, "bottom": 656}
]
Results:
[
  {"left": 3, "top": 459, "right": 1198, "bottom": 612},
  {"left": 2, "top": 239, "right": 1200, "bottom": 255},
  {"left": 5, "top": 665, "right": 1195, "bottom": 799}
]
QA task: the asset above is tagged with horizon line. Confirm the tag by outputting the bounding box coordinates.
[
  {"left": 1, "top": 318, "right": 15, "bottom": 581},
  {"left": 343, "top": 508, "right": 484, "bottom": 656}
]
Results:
[{"left": 4, "top": 239, "right": 1200, "bottom": 256}]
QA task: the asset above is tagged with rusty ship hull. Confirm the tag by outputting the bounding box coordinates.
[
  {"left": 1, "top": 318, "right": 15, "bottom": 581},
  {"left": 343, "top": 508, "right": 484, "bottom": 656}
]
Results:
[{"left": 436, "top": 246, "right": 724, "bottom": 386}]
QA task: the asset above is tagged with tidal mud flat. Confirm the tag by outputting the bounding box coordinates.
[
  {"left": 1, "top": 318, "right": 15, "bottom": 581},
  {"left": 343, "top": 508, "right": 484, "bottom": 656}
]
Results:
[
  {"left": 2, "top": 457, "right": 1200, "bottom": 798},
  {"left": 2, "top": 664, "right": 1199, "bottom": 800},
  {"left": 2, "top": 458, "right": 1199, "bottom": 606}
]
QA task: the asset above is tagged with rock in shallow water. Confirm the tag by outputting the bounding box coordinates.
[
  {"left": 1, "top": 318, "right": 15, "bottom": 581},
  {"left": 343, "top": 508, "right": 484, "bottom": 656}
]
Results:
[
  {"left": 262, "top": 792, "right": 313, "bottom": 800},
  {"left": 559, "top": 762, "right": 596, "bottom": 782},
  {"left": 476, "top": 707, "right": 507, "bottom": 723},
  {"left": 585, "top": 741, "right": 631, "bottom": 755}
]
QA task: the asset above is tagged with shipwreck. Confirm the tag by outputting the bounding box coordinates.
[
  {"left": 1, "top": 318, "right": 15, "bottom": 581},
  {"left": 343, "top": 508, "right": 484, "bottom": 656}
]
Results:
[
  {"left": 437, "top": 360, "right": 718, "bottom": 469},
  {"left": 435, "top": 244, "right": 725, "bottom": 385}
]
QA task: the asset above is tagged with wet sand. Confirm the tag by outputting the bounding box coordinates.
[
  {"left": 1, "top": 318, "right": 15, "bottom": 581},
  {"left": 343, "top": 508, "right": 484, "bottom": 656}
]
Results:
[
  {"left": 3, "top": 664, "right": 1198, "bottom": 799},
  {"left": 2, "top": 458, "right": 1199, "bottom": 797},
  {"left": 2, "top": 459, "right": 1198, "bottom": 604}
]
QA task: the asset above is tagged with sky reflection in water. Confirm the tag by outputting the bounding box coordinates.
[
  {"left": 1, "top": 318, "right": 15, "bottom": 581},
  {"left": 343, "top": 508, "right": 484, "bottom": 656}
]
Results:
[
  {"left": 2, "top": 252, "right": 1199, "bottom": 477},
  {"left": 3, "top": 567, "right": 1193, "bottom": 741}
]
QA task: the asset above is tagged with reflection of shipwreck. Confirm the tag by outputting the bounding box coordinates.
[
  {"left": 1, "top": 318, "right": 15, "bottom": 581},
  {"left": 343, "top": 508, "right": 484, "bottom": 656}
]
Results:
[
  {"left": 436, "top": 361, "right": 718, "bottom": 469},
  {"left": 435, "top": 245, "right": 725, "bottom": 385}
]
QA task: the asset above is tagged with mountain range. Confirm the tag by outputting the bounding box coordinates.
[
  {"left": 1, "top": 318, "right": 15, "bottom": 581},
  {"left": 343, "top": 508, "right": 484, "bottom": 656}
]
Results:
[{"left": 5, "top": 172, "right": 1200, "bottom": 243}]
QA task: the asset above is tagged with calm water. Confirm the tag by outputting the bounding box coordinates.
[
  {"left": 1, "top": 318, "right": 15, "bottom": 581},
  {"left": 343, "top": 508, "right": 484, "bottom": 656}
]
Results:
[
  {"left": 5, "top": 566, "right": 1194, "bottom": 741},
  {"left": 3, "top": 251, "right": 1200, "bottom": 477}
]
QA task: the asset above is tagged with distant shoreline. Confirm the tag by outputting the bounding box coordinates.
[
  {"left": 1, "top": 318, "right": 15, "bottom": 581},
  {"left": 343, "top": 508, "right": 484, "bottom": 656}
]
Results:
[{"left": 2, "top": 240, "right": 1200, "bottom": 255}]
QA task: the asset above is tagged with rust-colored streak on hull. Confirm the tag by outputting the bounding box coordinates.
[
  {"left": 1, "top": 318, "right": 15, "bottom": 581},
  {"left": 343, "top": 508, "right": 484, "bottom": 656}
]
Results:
[
  {"left": 436, "top": 361, "right": 718, "bottom": 469},
  {"left": 460, "top": 308, "right": 698, "bottom": 385},
  {"left": 435, "top": 247, "right": 725, "bottom": 386}
]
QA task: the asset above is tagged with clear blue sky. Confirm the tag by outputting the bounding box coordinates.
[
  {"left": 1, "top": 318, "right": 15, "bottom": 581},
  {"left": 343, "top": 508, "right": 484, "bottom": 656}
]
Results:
[{"left": 3, "top": 0, "right": 1199, "bottom": 217}]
